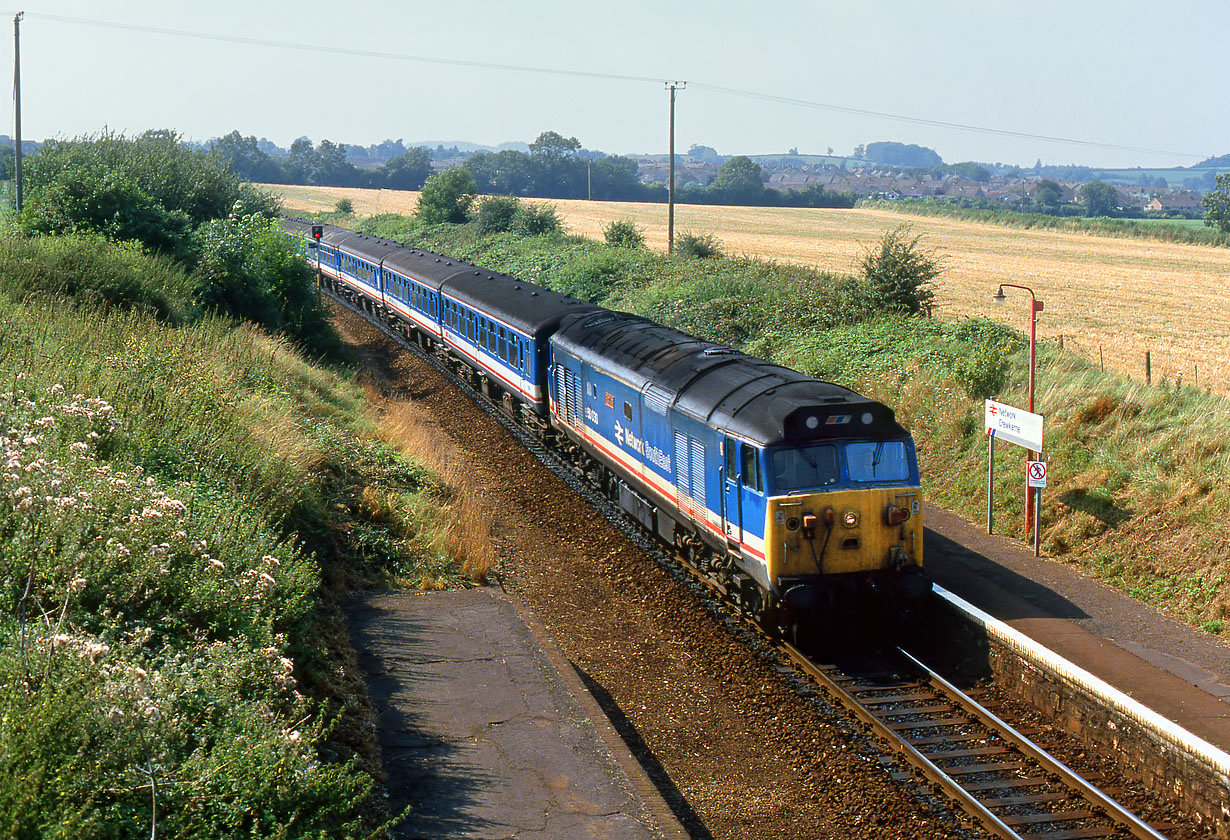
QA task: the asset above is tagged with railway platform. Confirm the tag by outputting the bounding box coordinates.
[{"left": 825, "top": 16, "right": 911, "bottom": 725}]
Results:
[
  {"left": 347, "top": 588, "right": 687, "bottom": 840},
  {"left": 924, "top": 504, "right": 1230, "bottom": 755}
]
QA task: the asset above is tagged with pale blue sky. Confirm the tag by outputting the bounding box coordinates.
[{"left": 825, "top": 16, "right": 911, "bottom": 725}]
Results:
[{"left": 6, "top": 1, "right": 1225, "bottom": 168}]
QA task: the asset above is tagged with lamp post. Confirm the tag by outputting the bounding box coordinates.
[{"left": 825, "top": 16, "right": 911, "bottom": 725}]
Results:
[{"left": 992, "top": 283, "right": 1044, "bottom": 533}]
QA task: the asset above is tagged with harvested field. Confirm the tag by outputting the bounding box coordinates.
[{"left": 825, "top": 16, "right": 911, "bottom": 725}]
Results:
[{"left": 270, "top": 184, "right": 1230, "bottom": 392}]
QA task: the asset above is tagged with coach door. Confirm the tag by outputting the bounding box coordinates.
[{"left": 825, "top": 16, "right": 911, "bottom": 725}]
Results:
[{"left": 722, "top": 435, "right": 742, "bottom": 545}]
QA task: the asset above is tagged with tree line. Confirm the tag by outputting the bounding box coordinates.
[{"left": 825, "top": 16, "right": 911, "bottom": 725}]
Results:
[{"left": 212, "top": 129, "right": 854, "bottom": 209}]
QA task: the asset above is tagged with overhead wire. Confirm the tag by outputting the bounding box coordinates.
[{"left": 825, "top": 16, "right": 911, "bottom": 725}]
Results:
[{"left": 23, "top": 11, "right": 1208, "bottom": 161}]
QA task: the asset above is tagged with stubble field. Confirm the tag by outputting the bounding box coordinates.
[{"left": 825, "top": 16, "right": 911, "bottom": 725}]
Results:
[{"left": 270, "top": 183, "right": 1230, "bottom": 393}]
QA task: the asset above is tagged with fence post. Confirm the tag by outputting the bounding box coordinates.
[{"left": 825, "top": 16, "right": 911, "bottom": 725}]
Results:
[{"left": 1146, "top": 351, "right": 1152, "bottom": 385}]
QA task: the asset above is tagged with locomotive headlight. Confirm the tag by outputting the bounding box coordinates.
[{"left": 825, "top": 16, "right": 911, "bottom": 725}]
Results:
[{"left": 842, "top": 510, "right": 859, "bottom": 528}]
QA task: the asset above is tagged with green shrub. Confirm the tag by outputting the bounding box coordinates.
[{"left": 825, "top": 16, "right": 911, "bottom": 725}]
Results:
[
  {"left": 473, "top": 195, "right": 522, "bottom": 234},
  {"left": 0, "top": 234, "right": 191, "bottom": 320},
  {"left": 554, "top": 251, "right": 626, "bottom": 302},
  {"left": 512, "top": 203, "right": 563, "bottom": 236},
  {"left": 192, "top": 214, "right": 341, "bottom": 357},
  {"left": 416, "top": 167, "right": 476, "bottom": 225},
  {"left": 334, "top": 197, "right": 354, "bottom": 215},
  {"left": 603, "top": 219, "right": 645, "bottom": 248},
  {"left": 16, "top": 131, "right": 277, "bottom": 260},
  {"left": 675, "top": 230, "right": 724, "bottom": 259},
  {"left": 856, "top": 223, "right": 939, "bottom": 315}
]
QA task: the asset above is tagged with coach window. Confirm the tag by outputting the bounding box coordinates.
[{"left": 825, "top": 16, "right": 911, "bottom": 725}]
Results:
[
  {"left": 741, "top": 444, "right": 763, "bottom": 493},
  {"left": 624, "top": 401, "right": 632, "bottom": 421}
]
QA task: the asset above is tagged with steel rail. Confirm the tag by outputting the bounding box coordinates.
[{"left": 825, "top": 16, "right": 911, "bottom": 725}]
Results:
[
  {"left": 898, "top": 647, "right": 1169, "bottom": 840},
  {"left": 779, "top": 642, "right": 1026, "bottom": 840},
  {"left": 323, "top": 282, "right": 1168, "bottom": 840}
]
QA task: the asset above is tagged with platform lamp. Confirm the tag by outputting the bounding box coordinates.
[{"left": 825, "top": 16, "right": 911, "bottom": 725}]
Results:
[{"left": 992, "top": 284, "right": 1044, "bottom": 533}]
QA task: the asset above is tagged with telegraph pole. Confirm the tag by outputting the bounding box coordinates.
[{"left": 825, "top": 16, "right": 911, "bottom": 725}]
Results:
[
  {"left": 13, "top": 11, "right": 23, "bottom": 213},
  {"left": 666, "top": 81, "right": 685, "bottom": 254}
]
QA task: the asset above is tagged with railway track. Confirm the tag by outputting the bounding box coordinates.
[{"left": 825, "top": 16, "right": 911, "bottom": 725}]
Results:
[
  {"left": 326, "top": 285, "right": 1172, "bottom": 840},
  {"left": 783, "top": 646, "right": 1169, "bottom": 840}
]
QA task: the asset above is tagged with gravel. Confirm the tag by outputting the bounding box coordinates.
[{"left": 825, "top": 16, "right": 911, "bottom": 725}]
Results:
[{"left": 332, "top": 305, "right": 989, "bottom": 840}]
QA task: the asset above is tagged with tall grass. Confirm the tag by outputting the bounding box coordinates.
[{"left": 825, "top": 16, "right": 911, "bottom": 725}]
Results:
[{"left": 0, "top": 234, "right": 481, "bottom": 835}]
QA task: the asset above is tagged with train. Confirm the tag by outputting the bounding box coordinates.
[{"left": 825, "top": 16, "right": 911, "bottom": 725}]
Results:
[{"left": 281, "top": 218, "right": 928, "bottom": 639}]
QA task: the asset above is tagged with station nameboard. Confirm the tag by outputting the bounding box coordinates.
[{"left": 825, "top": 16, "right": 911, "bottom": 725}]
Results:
[{"left": 985, "top": 399, "right": 1043, "bottom": 452}]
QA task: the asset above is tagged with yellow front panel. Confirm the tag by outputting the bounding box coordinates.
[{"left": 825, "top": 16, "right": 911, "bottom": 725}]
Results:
[{"left": 764, "top": 487, "right": 922, "bottom": 580}]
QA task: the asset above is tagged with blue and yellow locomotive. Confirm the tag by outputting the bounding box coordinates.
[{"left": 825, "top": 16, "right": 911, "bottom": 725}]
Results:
[
  {"left": 283, "top": 218, "right": 926, "bottom": 636},
  {"left": 549, "top": 309, "right": 925, "bottom": 635}
]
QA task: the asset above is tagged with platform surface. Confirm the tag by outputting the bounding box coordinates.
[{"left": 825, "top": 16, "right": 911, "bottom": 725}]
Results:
[
  {"left": 348, "top": 588, "right": 685, "bottom": 840},
  {"left": 925, "top": 504, "right": 1230, "bottom": 753}
]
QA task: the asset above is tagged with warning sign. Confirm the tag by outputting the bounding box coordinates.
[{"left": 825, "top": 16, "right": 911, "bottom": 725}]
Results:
[{"left": 1027, "top": 460, "right": 1048, "bottom": 488}]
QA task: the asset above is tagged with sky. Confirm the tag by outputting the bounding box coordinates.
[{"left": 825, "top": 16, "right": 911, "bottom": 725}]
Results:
[{"left": 3, "top": 1, "right": 1226, "bottom": 169}]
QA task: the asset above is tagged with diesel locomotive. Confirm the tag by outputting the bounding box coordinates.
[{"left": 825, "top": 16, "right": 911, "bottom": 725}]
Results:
[{"left": 282, "top": 218, "right": 927, "bottom": 638}]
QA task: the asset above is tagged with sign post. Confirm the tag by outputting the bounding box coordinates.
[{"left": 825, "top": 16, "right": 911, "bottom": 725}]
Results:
[
  {"left": 1027, "top": 460, "right": 1047, "bottom": 556},
  {"left": 985, "top": 399, "right": 1045, "bottom": 547}
]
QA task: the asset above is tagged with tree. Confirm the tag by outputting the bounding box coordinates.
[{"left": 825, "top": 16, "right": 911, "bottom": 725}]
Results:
[
  {"left": 529, "top": 130, "right": 581, "bottom": 160},
  {"left": 416, "top": 167, "right": 476, "bottom": 224},
  {"left": 1080, "top": 180, "right": 1118, "bottom": 217},
  {"left": 1036, "top": 179, "right": 1062, "bottom": 208},
  {"left": 1203, "top": 173, "right": 1230, "bottom": 233},
  {"left": 466, "top": 149, "right": 535, "bottom": 195},
  {"left": 313, "top": 139, "right": 357, "bottom": 186},
  {"left": 713, "top": 155, "right": 765, "bottom": 204},
  {"left": 211, "top": 131, "right": 282, "bottom": 182},
  {"left": 588, "top": 155, "right": 642, "bottom": 200},
  {"left": 857, "top": 224, "right": 939, "bottom": 316},
  {"left": 864, "top": 141, "right": 943, "bottom": 168},
  {"left": 284, "top": 137, "right": 316, "bottom": 184},
  {"left": 383, "top": 147, "right": 433, "bottom": 190}
]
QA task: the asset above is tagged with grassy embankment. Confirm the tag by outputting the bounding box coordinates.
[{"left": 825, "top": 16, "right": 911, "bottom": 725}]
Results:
[
  {"left": 0, "top": 234, "right": 494, "bottom": 837},
  {"left": 311, "top": 208, "right": 1230, "bottom": 636}
]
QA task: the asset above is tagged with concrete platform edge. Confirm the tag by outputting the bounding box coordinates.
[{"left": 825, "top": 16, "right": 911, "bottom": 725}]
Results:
[
  {"left": 500, "top": 590, "right": 692, "bottom": 840},
  {"left": 936, "top": 583, "right": 1230, "bottom": 777},
  {"left": 937, "top": 583, "right": 1230, "bottom": 834}
]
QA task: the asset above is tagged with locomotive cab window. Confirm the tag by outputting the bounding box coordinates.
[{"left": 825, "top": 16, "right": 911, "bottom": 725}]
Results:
[
  {"left": 771, "top": 444, "right": 840, "bottom": 492},
  {"left": 847, "top": 441, "right": 911, "bottom": 483},
  {"left": 740, "top": 444, "right": 762, "bottom": 493},
  {"left": 624, "top": 402, "right": 632, "bottom": 420}
]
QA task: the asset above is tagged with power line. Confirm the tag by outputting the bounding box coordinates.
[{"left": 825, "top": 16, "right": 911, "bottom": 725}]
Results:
[
  {"left": 26, "top": 12, "right": 664, "bottom": 85},
  {"left": 24, "top": 11, "right": 1208, "bottom": 161},
  {"left": 689, "top": 83, "right": 1206, "bottom": 160}
]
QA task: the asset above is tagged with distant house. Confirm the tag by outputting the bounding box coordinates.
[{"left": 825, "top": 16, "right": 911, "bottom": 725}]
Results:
[{"left": 1146, "top": 192, "right": 1203, "bottom": 212}]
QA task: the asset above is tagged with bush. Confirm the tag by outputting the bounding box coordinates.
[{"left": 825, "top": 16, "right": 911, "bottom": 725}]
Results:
[
  {"left": 856, "top": 224, "right": 939, "bottom": 315},
  {"left": 512, "top": 203, "right": 563, "bottom": 236},
  {"left": 18, "top": 164, "right": 194, "bottom": 260},
  {"left": 192, "top": 213, "right": 341, "bottom": 357},
  {"left": 554, "top": 251, "right": 626, "bottom": 302},
  {"left": 675, "top": 230, "right": 724, "bottom": 259},
  {"left": 335, "top": 197, "right": 354, "bottom": 215},
  {"left": 0, "top": 234, "right": 191, "bottom": 320},
  {"left": 603, "top": 219, "right": 645, "bottom": 248},
  {"left": 473, "top": 195, "right": 521, "bottom": 234},
  {"left": 416, "top": 167, "right": 476, "bottom": 225}
]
